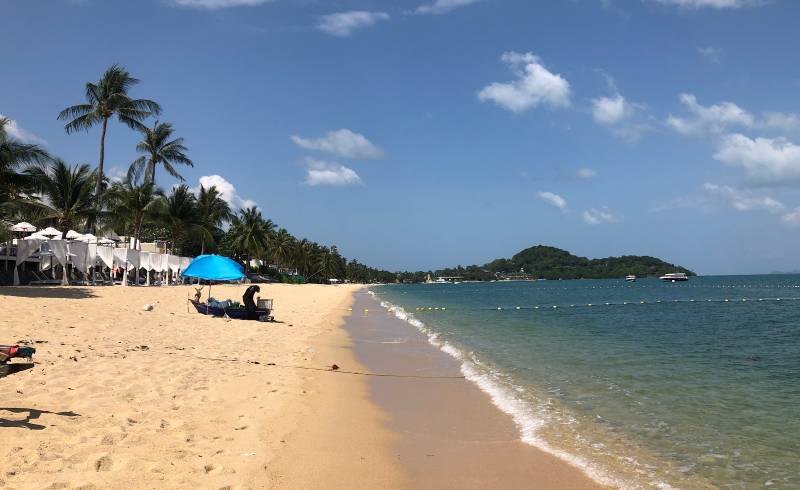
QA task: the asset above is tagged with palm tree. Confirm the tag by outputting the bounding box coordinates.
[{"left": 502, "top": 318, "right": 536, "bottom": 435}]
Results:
[
  {"left": 270, "top": 228, "right": 294, "bottom": 267},
  {"left": 106, "top": 176, "right": 159, "bottom": 250},
  {"left": 58, "top": 64, "right": 161, "bottom": 207},
  {"left": 293, "top": 238, "right": 315, "bottom": 277},
  {"left": 155, "top": 184, "right": 204, "bottom": 255},
  {"left": 128, "top": 121, "right": 192, "bottom": 185},
  {"left": 195, "top": 185, "right": 232, "bottom": 254},
  {"left": 227, "top": 207, "right": 270, "bottom": 272},
  {"left": 0, "top": 118, "right": 50, "bottom": 220},
  {"left": 26, "top": 159, "right": 97, "bottom": 238}
]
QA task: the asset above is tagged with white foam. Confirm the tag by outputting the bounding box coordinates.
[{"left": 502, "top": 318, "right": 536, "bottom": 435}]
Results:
[{"left": 368, "top": 290, "right": 643, "bottom": 489}]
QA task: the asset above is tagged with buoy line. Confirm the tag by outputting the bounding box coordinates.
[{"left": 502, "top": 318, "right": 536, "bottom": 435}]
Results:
[{"left": 406, "top": 296, "right": 800, "bottom": 312}]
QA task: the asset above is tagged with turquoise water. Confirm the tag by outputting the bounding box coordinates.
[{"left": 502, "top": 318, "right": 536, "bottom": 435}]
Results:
[{"left": 372, "top": 276, "right": 800, "bottom": 489}]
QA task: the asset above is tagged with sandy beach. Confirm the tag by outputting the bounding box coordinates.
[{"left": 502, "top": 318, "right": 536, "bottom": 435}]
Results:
[{"left": 2, "top": 284, "right": 601, "bottom": 489}]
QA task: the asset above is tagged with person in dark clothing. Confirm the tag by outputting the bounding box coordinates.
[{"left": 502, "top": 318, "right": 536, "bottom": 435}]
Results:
[{"left": 243, "top": 285, "right": 261, "bottom": 320}]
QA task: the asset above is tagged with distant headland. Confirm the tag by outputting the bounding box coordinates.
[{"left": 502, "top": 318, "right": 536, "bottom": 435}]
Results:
[{"left": 394, "top": 245, "right": 695, "bottom": 283}]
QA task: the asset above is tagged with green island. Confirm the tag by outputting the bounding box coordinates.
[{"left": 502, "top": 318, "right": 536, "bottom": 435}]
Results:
[{"left": 390, "top": 245, "right": 696, "bottom": 283}]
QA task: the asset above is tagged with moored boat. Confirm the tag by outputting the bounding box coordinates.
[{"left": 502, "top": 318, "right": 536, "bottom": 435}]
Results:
[
  {"left": 660, "top": 272, "right": 689, "bottom": 282},
  {"left": 625, "top": 275, "right": 637, "bottom": 282}
]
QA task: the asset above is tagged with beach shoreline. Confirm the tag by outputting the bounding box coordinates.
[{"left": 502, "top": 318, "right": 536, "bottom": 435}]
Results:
[{"left": 3, "top": 283, "right": 613, "bottom": 489}]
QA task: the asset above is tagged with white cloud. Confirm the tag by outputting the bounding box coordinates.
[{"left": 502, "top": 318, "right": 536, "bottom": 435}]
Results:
[
  {"left": 697, "top": 46, "right": 722, "bottom": 63},
  {"left": 304, "top": 158, "right": 362, "bottom": 187},
  {"left": 169, "top": 0, "right": 272, "bottom": 8},
  {"left": 291, "top": 129, "right": 384, "bottom": 159},
  {"left": 195, "top": 175, "right": 257, "bottom": 209},
  {"left": 0, "top": 114, "right": 47, "bottom": 145},
  {"left": 781, "top": 209, "right": 800, "bottom": 226},
  {"left": 582, "top": 207, "right": 619, "bottom": 225},
  {"left": 478, "top": 52, "right": 571, "bottom": 113},
  {"left": 577, "top": 168, "right": 598, "bottom": 179},
  {"left": 316, "top": 11, "right": 390, "bottom": 37},
  {"left": 651, "top": 0, "right": 763, "bottom": 8},
  {"left": 667, "top": 93, "right": 754, "bottom": 135},
  {"left": 761, "top": 112, "right": 800, "bottom": 132},
  {"left": 592, "top": 94, "right": 632, "bottom": 125},
  {"left": 537, "top": 191, "right": 568, "bottom": 210},
  {"left": 702, "top": 182, "right": 785, "bottom": 213},
  {"left": 666, "top": 93, "right": 800, "bottom": 137},
  {"left": 414, "top": 0, "right": 484, "bottom": 14},
  {"left": 106, "top": 166, "right": 127, "bottom": 183},
  {"left": 714, "top": 134, "right": 800, "bottom": 185}
]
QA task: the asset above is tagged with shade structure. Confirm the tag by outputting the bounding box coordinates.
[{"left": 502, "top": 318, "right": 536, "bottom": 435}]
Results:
[
  {"left": 181, "top": 255, "right": 244, "bottom": 281},
  {"left": 66, "top": 230, "right": 83, "bottom": 240},
  {"left": 10, "top": 222, "right": 36, "bottom": 233},
  {"left": 39, "top": 227, "right": 63, "bottom": 239}
]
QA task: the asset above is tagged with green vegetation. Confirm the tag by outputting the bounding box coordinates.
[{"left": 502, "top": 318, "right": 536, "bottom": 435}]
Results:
[
  {"left": 3, "top": 64, "right": 395, "bottom": 284},
  {"left": 395, "top": 245, "right": 694, "bottom": 282}
]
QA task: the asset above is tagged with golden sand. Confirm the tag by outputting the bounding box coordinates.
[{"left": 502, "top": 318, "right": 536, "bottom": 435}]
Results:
[{"left": 0, "top": 283, "right": 403, "bottom": 489}]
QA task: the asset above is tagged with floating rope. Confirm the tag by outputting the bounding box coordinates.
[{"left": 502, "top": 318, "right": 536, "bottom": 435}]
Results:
[{"left": 403, "top": 296, "right": 800, "bottom": 313}]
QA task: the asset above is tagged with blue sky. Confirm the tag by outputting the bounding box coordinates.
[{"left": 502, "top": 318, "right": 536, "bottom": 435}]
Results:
[{"left": 3, "top": 0, "right": 800, "bottom": 274}]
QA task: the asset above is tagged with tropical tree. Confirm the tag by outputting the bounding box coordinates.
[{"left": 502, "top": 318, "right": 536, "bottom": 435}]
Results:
[
  {"left": 0, "top": 117, "right": 50, "bottom": 220},
  {"left": 26, "top": 159, "right": 96, "bottom": 238},
  {"left": 155, "top": 184, "right": 204, "bottom": 255},
  {"left": 58, "top": 64, "right": 161, "bottom": 207},
  {"left": 195, "top": 184, "right": 232, "bottom": 254},
  {"left": 106, "top": 176, "right": 159, "bottom": 250},
  {"left": 293, "top": 238, "right": 315, "bottom": 277},
  {"left": 128, "top": 121, "right": 192, "bottom": 185},
  {"left": 270, "top": 228, "right": 294, "bottom": 267},
  {"left": 227, "top": 206, "right": 270, "bottom": 272}
]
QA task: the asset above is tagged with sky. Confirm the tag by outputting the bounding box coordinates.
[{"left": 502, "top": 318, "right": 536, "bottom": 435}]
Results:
[{"left": 3, "top": 0, "right": 800, "bottom": 275}]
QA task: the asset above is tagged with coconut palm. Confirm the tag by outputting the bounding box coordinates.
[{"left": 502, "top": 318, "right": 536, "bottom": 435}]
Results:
[
  {"left": 26, "top": 159, "right": 97, "bottom": 238},
  {"left": 128, "top": 121, "right": 192, "bottom": 185},
  {"left": 195, "top": 185, "right": 232, "bottom": 254},
  {"left": 270, "top": 228, "right": 294, "bottom": 267},
  {"left": 155, "top": 184, "right": 205, "bottom": 255},
  {"left": 106, "top": 176, "right": 160, "bottom": 250},
  {"left": 57, "top": 64, "right": 161, "bottom": 207},
  {"left": 293, "top": 238, "right": 315, "bottom": 277},
  {"left": 227, "top": 207, "right": 270, "bottom": 272},
  {"left": 0, "top": 117, "right": 50, "bottom": 219}
]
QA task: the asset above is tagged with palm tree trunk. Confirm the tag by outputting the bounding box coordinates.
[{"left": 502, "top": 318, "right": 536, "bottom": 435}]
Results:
[
  {"left": 150, "top": 162, "right": 156, "bottom": 186},
  {"left": 93, "top": 117, "right": 109, "bottom": 230}
]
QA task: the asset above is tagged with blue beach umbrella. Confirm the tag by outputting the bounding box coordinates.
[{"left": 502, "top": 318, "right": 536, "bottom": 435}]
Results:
[
  {"left": 181, "top": 255, "right": 245, "bottom": 304},
  {"left": 181, "top": 254, "right": 245, "bottom": 281}
]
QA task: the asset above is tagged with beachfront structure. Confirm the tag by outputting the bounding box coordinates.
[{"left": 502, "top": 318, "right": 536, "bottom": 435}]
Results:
[{"left": 0, "top": 235, "right": 193, "bottom": 287}]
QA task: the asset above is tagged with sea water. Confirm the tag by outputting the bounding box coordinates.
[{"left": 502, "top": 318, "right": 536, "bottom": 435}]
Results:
[{"left": 371, "top": 276, "right": 800, "bottom": 489}]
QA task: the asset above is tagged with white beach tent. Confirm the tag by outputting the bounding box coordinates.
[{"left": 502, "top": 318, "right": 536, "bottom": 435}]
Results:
[
  {"left": 127, "top": 249, "right": 141, "bottom": 285},
  {"left": 113, "top": 248, "right": 129, "bottom": 286},
  {"left": 48, "top": 241, "right": 70, "bottom": 285},
  {"left": 140, "top": 252, "right": 152, "bottom": 285},
  {"left": 85, "top": 243, "right": 98, "bottom": 283},
  {"left": 66, "top": 230, "right": 84, "bottom": 240},
  {"left": 69, "top": 241, "right": 89, "bottom": 275},
  {"left": 14, "top": 239, "right": 42, "bottom": 285},
  {"left": 167, "top": 255, "right": 180, "bottom": 284}
]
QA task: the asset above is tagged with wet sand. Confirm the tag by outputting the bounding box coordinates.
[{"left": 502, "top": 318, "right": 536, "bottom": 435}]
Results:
[{"left": 344, "top": 290, "right": 605, "bottom": 489}]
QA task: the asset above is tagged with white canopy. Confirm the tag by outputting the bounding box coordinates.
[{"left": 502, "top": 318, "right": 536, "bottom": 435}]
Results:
[
  {"left": 140, "top": 252, "right": 152, "bottom": 271},
  {"left": 167, "top": 255, "right": 181, "bottom": 272},
  {"left": 97, "top": 245, "right": 114, "bottom": 269},
  {"left": 126, "top": 249, "right": 141, "bottom": 270},
  {"left": 77, "top": 234, "right": 97, "bottom": 243},
  {"left": 85, "top": 243, "right": 98, "bottom": 271},
  {"left": 14, "top": 238, "right": 42, "bottom": 285},
  {"left": 69, "top": 241, "right": 89, "bottom": 273},
  {"left": 25, "top": 232, "right": 50, "bottom": 240},
  {"left": 66, "top": 230, "right": 83, "bottom": 240},
  {"left": 10, "top": 222, "right": 36, "bottom": 233},
  {"left": 39, "top": 227, "right": 63, "bottom": 239}
]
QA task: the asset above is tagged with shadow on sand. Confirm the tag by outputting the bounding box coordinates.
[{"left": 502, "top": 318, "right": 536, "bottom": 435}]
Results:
[
  {"left": 0, "top": 286, "right": 98, "bottom": 299},
  {"left": 0, "top": 407, "right": 81, "bottom": 431}
]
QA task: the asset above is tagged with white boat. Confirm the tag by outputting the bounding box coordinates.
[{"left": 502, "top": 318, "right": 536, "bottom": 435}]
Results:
[
  {"left": 660, "top": 272, "right": 689, "bottom": 282},
  {"left": 625, "top": 275, "right": 637, "bottom": 282}
]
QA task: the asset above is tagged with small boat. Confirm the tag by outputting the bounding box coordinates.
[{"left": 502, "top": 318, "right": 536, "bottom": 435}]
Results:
[
  {"left": 625, "top": 275, "right": 637, "bottom": 282},
  {"left": 660, "top": 272, "right": 689, "bottom": 282}
]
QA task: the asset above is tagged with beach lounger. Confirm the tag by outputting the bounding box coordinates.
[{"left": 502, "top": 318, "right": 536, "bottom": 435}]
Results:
[
  {"left": 29, "top": 270, "right": 63, "bottom": 285},
  {"left": 0, "top": 345, "right": 36, "bottom": 378}
]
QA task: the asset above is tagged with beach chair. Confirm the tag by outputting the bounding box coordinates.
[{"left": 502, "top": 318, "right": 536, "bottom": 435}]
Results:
[{"left": 29, "top": 270, "right": 63, "bottom": 285}]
